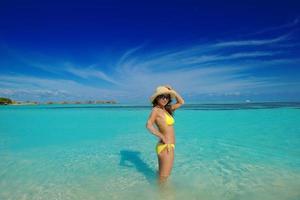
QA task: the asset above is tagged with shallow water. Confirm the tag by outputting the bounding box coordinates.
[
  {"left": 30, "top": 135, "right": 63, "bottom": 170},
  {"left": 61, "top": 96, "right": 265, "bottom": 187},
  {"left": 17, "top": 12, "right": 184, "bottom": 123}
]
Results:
[{"left": 0, "top": 103, "right": 300, "bottom": 200}]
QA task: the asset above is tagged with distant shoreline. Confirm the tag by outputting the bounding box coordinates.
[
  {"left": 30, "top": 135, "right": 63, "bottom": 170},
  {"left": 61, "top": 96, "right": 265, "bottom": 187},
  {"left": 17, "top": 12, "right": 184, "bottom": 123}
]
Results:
[
  {"left": 10, "top": 101, "right": 117, "bottom": 106},
  {"left": 2, "top": 102, "right": 299, "bottom": 111},
  {"left": 0, "top": 99, "right": 118, "bottom": 106}
]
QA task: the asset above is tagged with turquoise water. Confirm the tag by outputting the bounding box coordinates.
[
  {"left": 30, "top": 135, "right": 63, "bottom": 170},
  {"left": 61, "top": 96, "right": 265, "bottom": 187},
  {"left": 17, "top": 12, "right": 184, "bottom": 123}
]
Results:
[{"left": 0, "top": 103, "right": 300, "bottom": 200}]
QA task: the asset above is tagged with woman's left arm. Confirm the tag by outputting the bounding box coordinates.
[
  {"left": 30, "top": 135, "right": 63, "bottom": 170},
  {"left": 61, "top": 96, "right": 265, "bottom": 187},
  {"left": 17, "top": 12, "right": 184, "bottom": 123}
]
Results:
[
  {"left": 165, "top": 85, "right": 185, "bottom": 110},
  {"left": 171, "top": 90, "right": 185, "bottom": 110}
]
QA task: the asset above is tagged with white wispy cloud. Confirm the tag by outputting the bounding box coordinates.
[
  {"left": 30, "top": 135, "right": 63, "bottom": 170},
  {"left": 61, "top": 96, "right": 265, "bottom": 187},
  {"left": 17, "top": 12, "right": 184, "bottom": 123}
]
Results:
[
  {"left": 246, "top": 17, "right": 299, "bottom": 36},
  {"left": 214, "top": 34, "right": 290, "bottom": 47},
  {"left": 64, "top": 66, "right": 121, "bottom": 86},
  {"left": 0, "top": 75, "right": 126, "bottom": 101}
]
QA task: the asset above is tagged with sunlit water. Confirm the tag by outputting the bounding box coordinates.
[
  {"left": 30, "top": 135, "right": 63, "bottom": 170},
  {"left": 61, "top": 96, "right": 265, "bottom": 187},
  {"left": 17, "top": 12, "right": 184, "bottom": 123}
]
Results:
[{"left": 0, "top": 103, "right": 300, "bottom": 200}]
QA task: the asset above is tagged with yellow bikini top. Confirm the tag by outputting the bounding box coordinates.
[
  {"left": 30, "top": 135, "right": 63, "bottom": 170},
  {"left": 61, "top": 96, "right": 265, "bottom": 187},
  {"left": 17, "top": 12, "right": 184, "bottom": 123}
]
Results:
[{"left": 164, "top": 111, "right": 175, "bottom": 126}]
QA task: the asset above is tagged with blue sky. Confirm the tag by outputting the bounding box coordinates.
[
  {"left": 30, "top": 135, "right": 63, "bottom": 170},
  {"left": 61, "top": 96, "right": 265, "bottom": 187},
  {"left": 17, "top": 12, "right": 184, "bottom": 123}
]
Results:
[{"left": 0, "top": 0, "right": 300, "bottom": 104}]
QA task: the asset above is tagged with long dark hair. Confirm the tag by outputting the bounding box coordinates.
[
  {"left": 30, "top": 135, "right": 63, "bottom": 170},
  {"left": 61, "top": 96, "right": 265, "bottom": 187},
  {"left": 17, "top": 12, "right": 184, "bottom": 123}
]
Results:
[{"left": 152, "top": 95, "right": 174, "bottom": 116}]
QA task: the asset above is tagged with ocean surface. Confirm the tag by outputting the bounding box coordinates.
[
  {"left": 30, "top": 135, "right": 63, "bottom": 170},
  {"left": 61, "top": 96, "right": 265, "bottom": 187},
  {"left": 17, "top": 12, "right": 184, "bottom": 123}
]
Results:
[{"left": 0, "top": 102, "right": 300, "bottom": 200}]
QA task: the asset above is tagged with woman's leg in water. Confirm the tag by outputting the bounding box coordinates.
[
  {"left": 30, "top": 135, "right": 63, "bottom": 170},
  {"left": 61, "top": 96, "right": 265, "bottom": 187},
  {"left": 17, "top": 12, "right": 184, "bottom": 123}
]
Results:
[{"left": 157, "top": 147, "right": 174, "bottom": 184}]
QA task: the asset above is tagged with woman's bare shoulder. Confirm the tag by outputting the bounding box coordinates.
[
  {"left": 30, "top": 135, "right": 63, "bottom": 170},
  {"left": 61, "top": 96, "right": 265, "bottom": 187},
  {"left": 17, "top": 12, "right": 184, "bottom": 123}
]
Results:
[
  {"left": 152, "top": 107, "right": 161, "bottom": 114},
  {"left": 151, "top": 107, "right": 163, "bottom": 116}
]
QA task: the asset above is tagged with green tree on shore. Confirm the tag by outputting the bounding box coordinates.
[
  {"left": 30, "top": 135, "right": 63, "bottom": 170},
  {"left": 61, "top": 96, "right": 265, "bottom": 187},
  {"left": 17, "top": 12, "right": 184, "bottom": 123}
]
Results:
[{"left": 0, "top": 97, "right": 13, "bottom": 105}]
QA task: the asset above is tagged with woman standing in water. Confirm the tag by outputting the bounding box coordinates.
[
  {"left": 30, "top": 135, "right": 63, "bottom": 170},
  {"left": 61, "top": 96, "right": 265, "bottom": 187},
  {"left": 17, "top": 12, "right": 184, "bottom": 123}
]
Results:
[{"left": 146, "top": 85, "right": 185, "bottom": 183}]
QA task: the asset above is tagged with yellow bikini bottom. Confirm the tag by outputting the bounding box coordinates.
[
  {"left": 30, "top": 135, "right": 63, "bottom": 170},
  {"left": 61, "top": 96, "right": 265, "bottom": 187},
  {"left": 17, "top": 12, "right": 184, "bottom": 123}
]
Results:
[{"left": 156, "top": 142, "right": 175, "bottom": 154}]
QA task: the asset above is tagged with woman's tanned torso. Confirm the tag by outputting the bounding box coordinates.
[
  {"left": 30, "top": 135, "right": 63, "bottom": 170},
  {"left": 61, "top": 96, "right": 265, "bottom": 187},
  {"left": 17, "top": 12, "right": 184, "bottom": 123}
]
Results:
[{"left": 154, "top": 107, "right": 175, "bottom": 144}]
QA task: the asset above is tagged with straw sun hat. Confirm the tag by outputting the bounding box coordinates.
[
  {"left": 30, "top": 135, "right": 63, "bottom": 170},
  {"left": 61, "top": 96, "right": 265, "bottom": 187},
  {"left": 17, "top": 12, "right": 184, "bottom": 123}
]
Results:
[{"left": 150, "top": 86, "right": 176, "bottom": 103}]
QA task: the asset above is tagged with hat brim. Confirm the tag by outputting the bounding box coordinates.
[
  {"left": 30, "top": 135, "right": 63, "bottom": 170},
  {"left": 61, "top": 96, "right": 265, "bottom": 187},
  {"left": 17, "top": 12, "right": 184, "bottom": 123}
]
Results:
[{"left": 150, "top": 91, "right": 176, "bottom": 103}]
